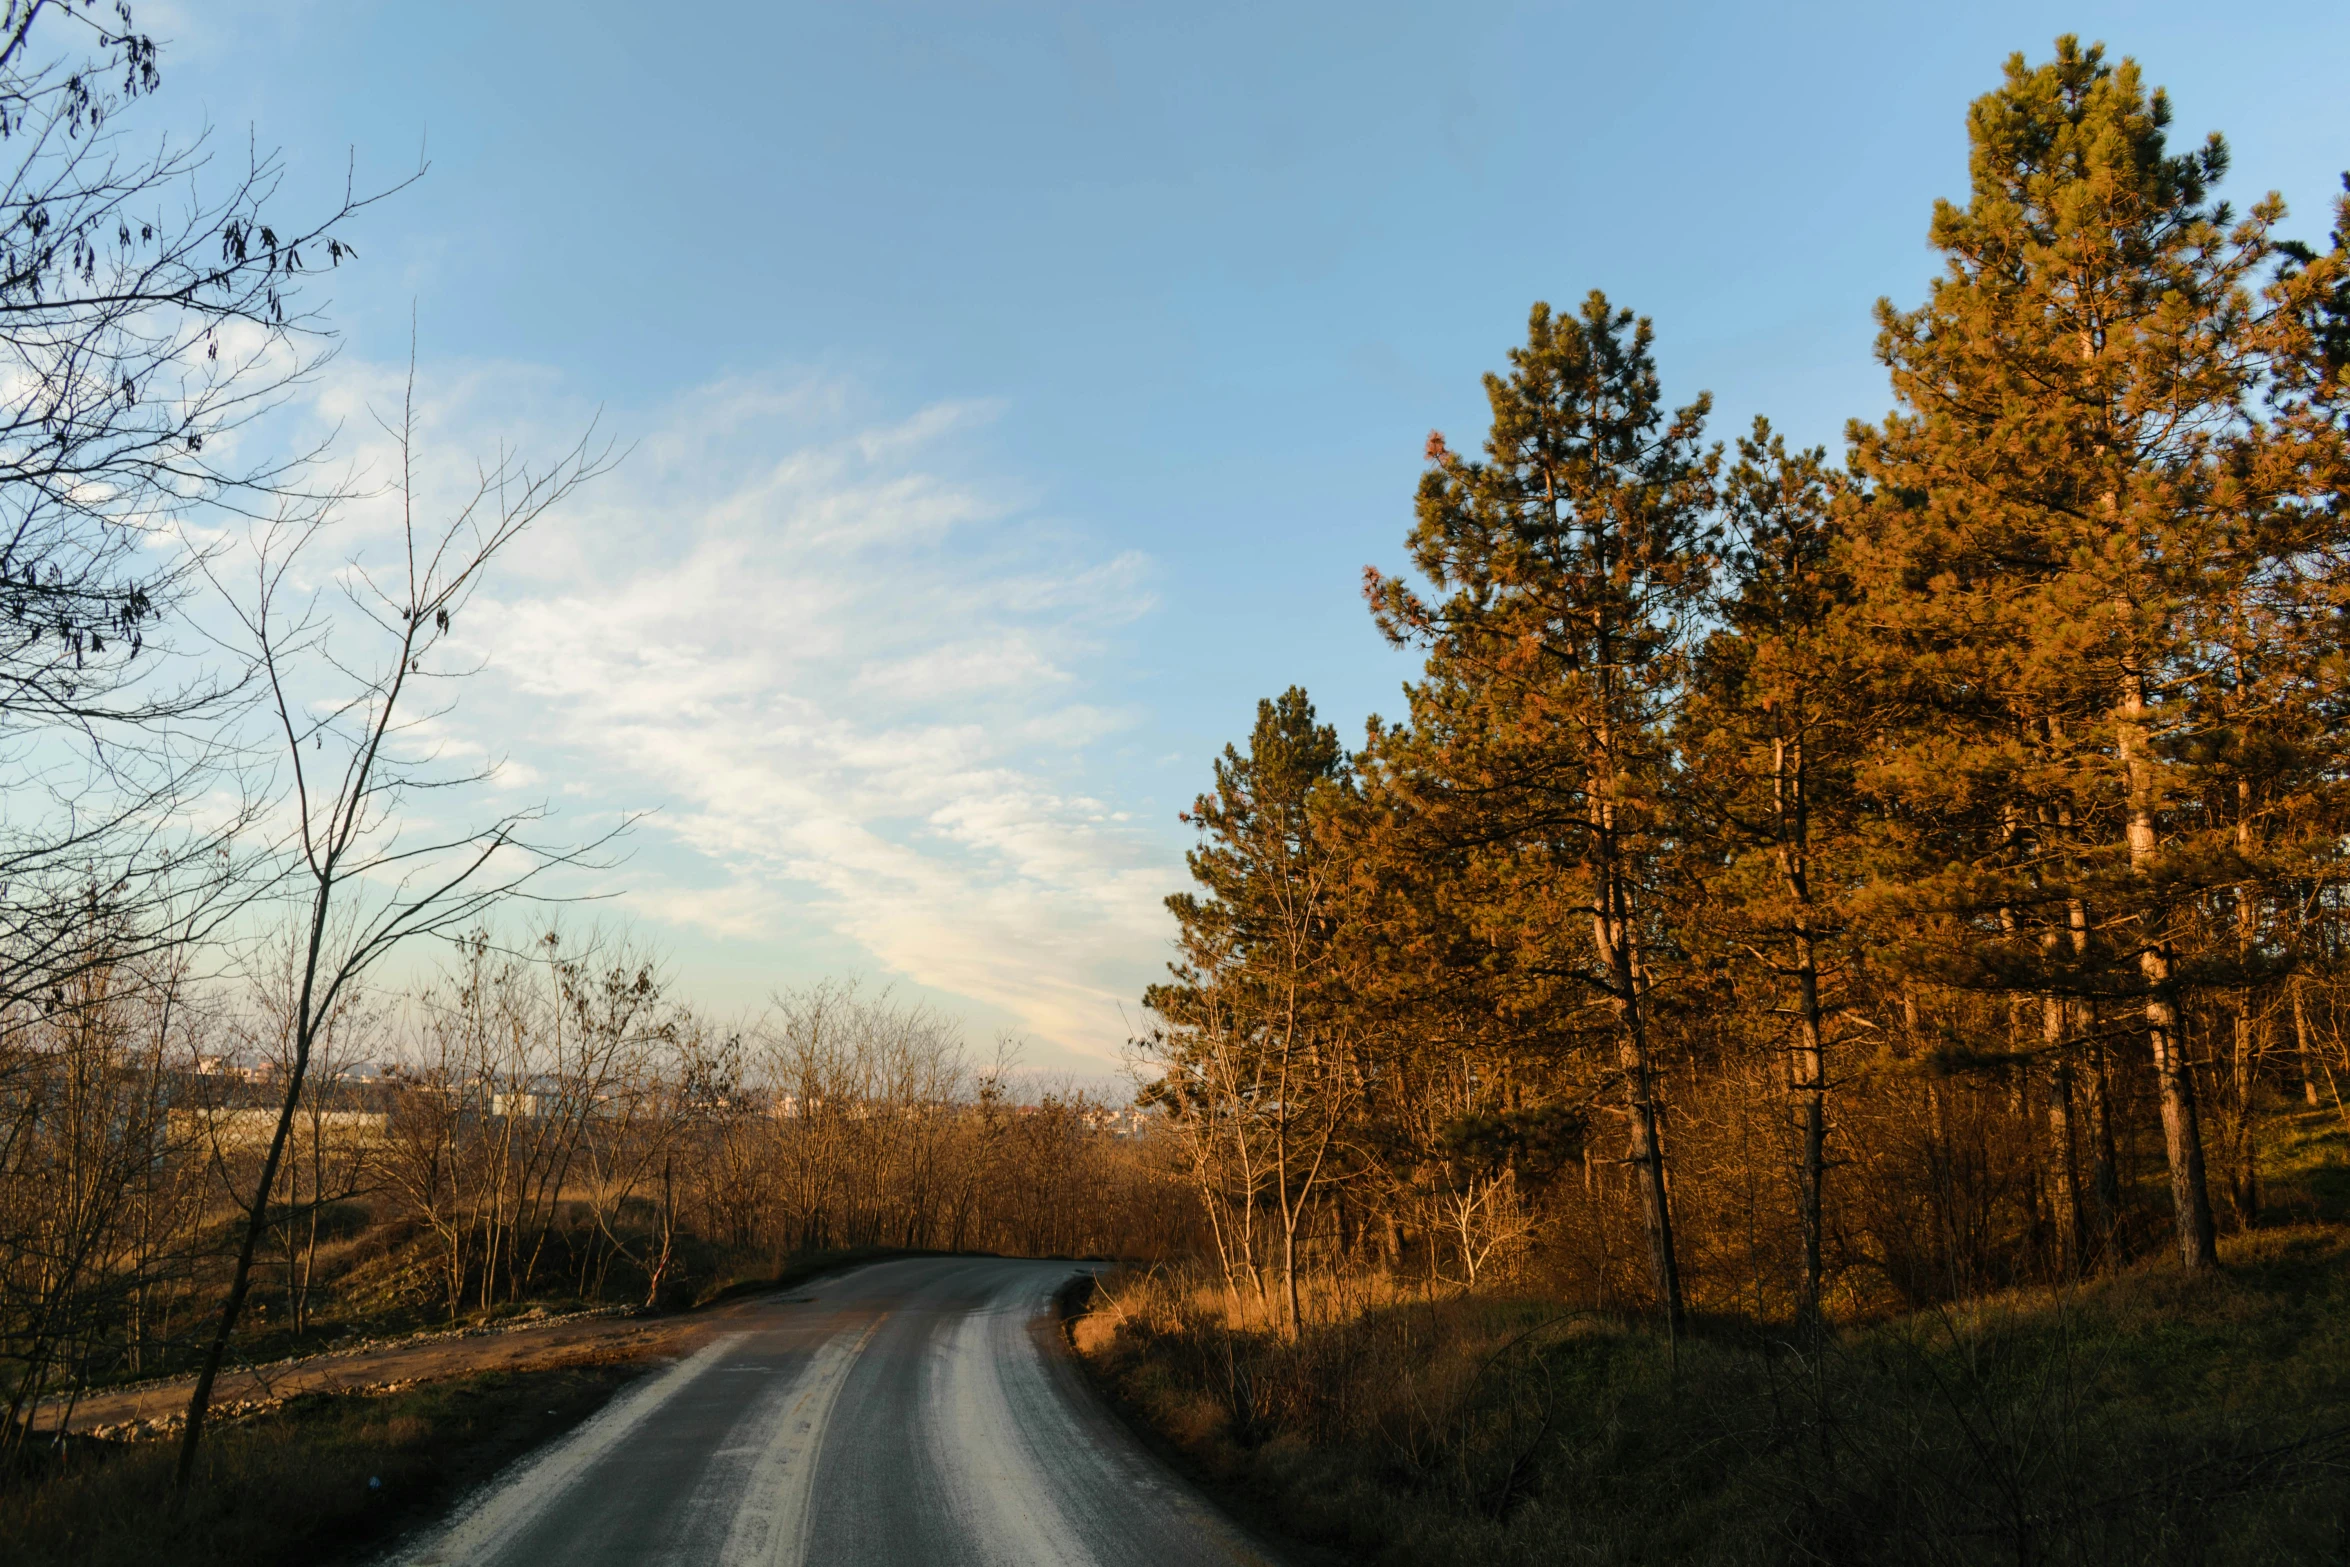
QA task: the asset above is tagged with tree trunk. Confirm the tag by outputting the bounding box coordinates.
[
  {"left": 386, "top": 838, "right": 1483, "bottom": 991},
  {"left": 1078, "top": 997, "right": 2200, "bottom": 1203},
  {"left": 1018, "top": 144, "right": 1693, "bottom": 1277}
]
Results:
[
  {"left": 1771, "top": 735, "right": 1830, "bottom": 1330},
  {"left": 2230, "top": 794, "right": 2261, "bottom": 1229},
  {"left": 2086, "top": 1032, "right": 2122, "bottom": 1268},
  {"left": 2118, "top": 665, "right": 2218, "bottom": 1269},
  {"left": 1791, "top": 933, "right": 1828, "bottom": 1327},
  {"left": 2294, "top": 978, "right": 2322, "bottom": 1109},
  {"left": 1281, "top": 1212, "right": 1303, "bottom": 1334},
  {"left": 2229, "top": 1003, "right": 2260, "bottom": 1228},
  {"left": 2042, "top": 992, "right": 2085, "bottom": 1278},
  {"left": 2143, "top": 953, "right": 2218, "bottom": 1269},
  {"left": 174, "top": 1053, "right": 308, "bottom": 1494},
  {"left": 1598, "top": 883, "right": 1682, "bottom": 1332},
  {"left": 643, "top": 1154, "right": 676, "bottom": 1309},
  {"left": 1274, "top": 1034, "right": 1299, "bottom": 1339}
]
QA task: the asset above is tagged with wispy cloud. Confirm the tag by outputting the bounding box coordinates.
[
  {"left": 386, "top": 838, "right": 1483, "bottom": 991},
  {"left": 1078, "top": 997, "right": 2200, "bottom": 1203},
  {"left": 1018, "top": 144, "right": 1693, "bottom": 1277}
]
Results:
[{"left": 355, "top": 369, "right": 1180, "bottom": 1063}]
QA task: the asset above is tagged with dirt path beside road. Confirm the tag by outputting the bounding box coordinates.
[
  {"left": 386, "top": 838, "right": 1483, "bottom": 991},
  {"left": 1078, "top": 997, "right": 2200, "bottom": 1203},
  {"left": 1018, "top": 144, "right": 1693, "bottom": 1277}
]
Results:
[{"left": 47, "top": 1305, "right": 740, "bottom": 1438}]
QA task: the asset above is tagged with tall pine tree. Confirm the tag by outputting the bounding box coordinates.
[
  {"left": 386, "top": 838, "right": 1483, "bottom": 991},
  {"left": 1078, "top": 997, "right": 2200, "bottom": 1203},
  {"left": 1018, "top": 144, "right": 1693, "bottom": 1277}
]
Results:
[
  {"left": 1685, "top": 420, "right": 1865, "bottom": 1322},
  {"left": 1369, "top": 294, "right": 1715, "bottom": 1328},
  {"left": 1849, "top": 38, "right": 2289, "bottom": 1269}
]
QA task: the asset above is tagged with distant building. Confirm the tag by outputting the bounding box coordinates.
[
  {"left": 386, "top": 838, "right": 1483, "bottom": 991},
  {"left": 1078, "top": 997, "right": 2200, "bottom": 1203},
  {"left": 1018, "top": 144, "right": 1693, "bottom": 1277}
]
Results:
[{"left": 168, "top": 1107, "right": 388, "bottom": 1150}]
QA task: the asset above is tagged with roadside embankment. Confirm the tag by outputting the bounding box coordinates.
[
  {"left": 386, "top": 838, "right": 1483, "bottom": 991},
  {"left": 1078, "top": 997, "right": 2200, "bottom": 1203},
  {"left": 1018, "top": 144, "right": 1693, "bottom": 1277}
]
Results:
[
  {"left": 1075, "top": 1226, "right": 2350, "bottom": 1567},
  {"left": 7, "top": 1365, "right": 639, "bottom": 1567}
]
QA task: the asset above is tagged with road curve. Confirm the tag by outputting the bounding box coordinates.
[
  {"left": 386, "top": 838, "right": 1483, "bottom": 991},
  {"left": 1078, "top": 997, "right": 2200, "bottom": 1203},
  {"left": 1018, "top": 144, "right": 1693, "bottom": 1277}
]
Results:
[{"left": 386, "top": 1257, "right": 1277, "bottom": 1567}]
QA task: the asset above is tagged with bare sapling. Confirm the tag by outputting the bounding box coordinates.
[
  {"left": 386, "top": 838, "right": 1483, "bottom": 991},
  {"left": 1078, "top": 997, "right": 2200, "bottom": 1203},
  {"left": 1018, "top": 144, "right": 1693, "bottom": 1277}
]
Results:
[{"left": 171, "top": 364, "right": 612, "bottom": 1495}]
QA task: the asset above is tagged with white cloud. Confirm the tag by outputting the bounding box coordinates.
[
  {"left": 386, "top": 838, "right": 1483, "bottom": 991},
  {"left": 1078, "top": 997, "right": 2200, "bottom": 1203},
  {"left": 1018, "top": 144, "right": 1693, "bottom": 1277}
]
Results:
[{"left": 359, "top": 369, "right": 1181, "bottom": 1063}]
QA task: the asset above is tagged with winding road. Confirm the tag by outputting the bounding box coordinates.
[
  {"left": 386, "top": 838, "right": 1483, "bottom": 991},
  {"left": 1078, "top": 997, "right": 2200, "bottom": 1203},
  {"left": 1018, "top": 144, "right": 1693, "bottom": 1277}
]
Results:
[{"left": 386, "top": 1257, "right": 1275, "bottom": 1567}]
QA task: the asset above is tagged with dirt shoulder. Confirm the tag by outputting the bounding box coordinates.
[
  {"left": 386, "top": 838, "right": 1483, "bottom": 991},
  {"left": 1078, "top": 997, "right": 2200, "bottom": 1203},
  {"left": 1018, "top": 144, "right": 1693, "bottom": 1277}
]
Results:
[
  {"left": 44, "top": 1246, "right": 1001, "bottom": 1439},
  {"left": 52, "top": 1308, "right": 712, "bottom": 1438},
  {"left": 45, "top": 1250, "right": 917, "bottom": 1439}
]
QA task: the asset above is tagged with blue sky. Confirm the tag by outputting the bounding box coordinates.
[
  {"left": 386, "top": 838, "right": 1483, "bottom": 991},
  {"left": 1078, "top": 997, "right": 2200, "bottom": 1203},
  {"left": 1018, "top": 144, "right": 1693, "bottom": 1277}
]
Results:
[{"left": 150, "top": 2, "right": 2350, "bottom": 1069}]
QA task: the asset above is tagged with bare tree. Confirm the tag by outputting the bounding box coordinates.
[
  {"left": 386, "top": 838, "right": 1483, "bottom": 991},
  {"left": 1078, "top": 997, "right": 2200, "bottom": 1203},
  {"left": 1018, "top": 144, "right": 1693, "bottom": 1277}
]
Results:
[
  {"left": 0, "top": 939, "right": 202, "bottom": 1450},
  {"left": 240, "top": 936, "right": 377, "bottom": 1338},
  {"left": 172, "top": 368, "right": 610, "bottom": 1491},
  {"left": 0, "top": 0, "right": 417, "bottom": 1032}
]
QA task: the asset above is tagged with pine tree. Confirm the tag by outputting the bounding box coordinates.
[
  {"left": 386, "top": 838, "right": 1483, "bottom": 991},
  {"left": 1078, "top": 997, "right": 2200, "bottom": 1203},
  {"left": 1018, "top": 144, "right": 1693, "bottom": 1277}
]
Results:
[
  {"left": 1685, "top": 420, "right": 1865, "bottom": 1322},
  {"left": 1369, "top": 294, "right": 1715, "bottom": 1328},
  {"left": 1849, "top": 38, "right": 2290, "bottom": 1269},
  {"left": 2267, "top": 177, "right": 2350, "bottom": 1115},
  {"left": 1146, "top": 687, "right": 1354, "bottom": 1335}
]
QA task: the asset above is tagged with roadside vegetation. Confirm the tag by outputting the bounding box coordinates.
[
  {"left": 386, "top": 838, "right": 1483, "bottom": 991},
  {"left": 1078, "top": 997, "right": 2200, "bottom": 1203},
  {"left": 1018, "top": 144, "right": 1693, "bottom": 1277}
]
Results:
[
  {"left": 5, "top": 1364, "right": 637, "bottom": 1567},
  {"left": 1112, "top": 35, "right": 2350, "bottom": 1567},
  {"left": 0, "top": 970, "right": 1183, "bottom": 1505},
  {"left": 1081, "top": 1114, "right": 2350, "bottom": 1565},
  {"left": 1, "top": 957, "right": 1183, "bottom": 1557}
]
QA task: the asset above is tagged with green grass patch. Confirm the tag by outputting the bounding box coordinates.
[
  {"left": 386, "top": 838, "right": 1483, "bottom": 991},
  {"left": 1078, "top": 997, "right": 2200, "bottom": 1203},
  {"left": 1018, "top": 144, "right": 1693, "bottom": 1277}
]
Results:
[{"left": 2263, "top": 1104, "right": 2350, "bottom": 1226}]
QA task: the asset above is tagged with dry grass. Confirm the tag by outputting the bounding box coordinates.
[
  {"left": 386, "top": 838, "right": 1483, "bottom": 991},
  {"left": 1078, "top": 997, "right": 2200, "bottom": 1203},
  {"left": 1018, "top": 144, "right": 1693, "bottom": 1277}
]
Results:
[
  {"left": 1082, "top": 1222, "right": 2350, "bottom": 1566},
  {"left": 0, "top": 1363, "right": 635, "bottom": 1567}
]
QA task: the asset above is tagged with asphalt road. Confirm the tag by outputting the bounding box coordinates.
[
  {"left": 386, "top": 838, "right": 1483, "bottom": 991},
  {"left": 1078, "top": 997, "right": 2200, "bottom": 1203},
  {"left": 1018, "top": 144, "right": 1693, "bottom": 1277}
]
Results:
[{"left": 386, "top": 1256, "right": 1277, "bottom": 1567}]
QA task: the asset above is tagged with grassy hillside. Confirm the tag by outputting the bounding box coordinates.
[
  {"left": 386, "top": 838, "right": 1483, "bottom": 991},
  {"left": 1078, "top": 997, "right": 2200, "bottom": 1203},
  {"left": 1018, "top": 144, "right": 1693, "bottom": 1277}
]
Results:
[{"left": 1079, "top": 1111, "right": 2350, "bottom": 1567}]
